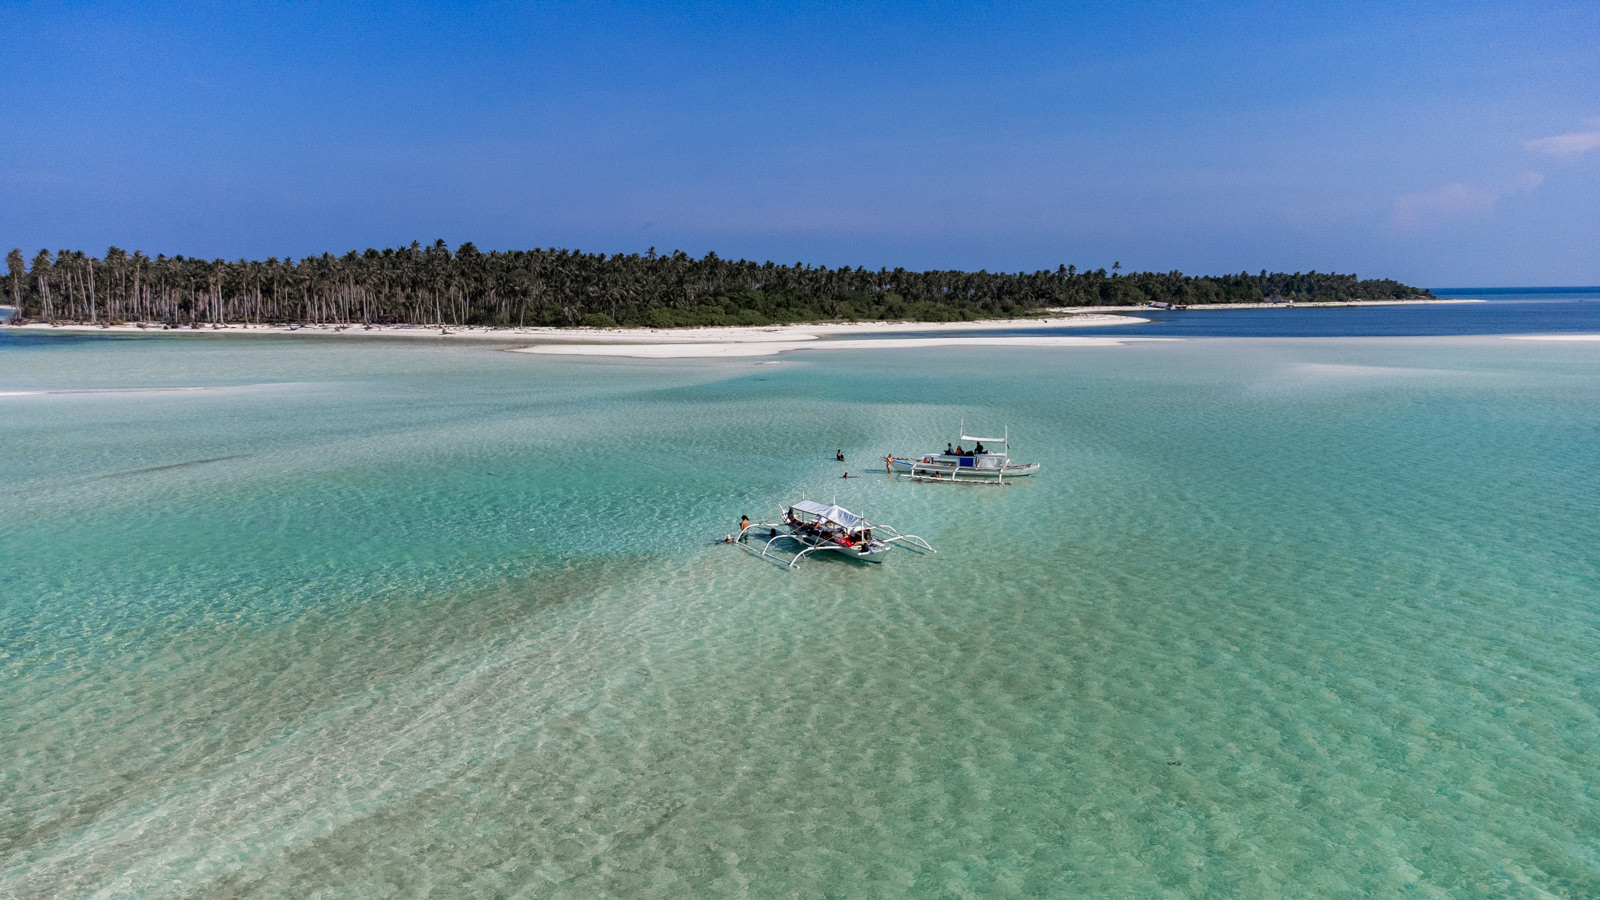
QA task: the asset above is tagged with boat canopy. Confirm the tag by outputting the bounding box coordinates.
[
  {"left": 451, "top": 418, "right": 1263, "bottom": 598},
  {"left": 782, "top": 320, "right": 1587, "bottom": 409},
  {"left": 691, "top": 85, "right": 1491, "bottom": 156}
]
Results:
[
  {"left": 792, "top": 500, "right": 864, "bottom": 529},
  {"left": 959, "top": 421, "right": 1007, "bottom": 445}
]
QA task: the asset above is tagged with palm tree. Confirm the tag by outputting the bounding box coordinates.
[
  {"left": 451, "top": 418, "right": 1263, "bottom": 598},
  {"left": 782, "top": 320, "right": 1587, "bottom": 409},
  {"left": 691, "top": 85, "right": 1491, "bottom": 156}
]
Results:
[
  {"left": 6, "top": 248, "right": 23, "bottom": 311},
  {"left": 130, "top": 251, "right": 149, "bottom": 321},
  {"left": 31, "top": 249, "right": 54, "bottom": 322}
]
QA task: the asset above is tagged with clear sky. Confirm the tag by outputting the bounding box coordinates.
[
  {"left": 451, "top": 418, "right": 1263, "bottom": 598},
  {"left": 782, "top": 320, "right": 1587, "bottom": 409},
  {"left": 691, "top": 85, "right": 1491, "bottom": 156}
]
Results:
[{"left": 3, "top": 1, "right": 1596, "bottom": 286}]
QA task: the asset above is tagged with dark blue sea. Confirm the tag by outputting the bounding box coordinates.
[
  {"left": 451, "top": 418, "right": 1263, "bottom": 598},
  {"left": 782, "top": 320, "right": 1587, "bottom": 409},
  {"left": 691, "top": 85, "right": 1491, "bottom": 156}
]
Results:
[{"left": 868, "top": 287, "right": 1600, "bottom": 340}]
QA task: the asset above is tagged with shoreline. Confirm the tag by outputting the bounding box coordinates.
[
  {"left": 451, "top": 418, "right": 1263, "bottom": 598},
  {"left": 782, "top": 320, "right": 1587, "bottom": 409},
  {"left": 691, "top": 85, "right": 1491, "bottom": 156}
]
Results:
[
  {"left": 3, "top": 297, "right": 1477, "bottom": 343},
  {"left": 5, "top": 311, "right": 1139, "bottom": 342},
  {"left": 13, "top": 297, "right": 1565, "bottom": 359}
]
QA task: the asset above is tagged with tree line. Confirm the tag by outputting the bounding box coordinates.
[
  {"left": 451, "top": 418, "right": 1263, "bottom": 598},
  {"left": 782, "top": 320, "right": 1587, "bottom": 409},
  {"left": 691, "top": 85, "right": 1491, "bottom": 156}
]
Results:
[{"left": 3, "top": 242, "right": 1429, "bottom": 328}]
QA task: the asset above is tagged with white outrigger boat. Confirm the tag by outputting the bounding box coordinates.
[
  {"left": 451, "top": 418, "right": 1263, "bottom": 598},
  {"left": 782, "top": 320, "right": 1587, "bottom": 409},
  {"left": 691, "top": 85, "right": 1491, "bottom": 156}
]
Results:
[
  {"left": 740, "top": 499, "right": 935, "bottom": 568},
  {"left": 883, "top": 423, "right": 1040, "bottom": 484}
]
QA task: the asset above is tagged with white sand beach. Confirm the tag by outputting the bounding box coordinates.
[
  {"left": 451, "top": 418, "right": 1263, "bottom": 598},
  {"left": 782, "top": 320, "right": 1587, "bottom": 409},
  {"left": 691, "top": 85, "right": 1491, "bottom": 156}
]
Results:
[
  {"left": 6, "top": 299, "right": 1509, "bottom": 359},
  {"left": 8, "top": 312, "right": 1152, "bottom": 357},
  {"left": 7, "top": 311, "right": 1136, "bottom": 341}
]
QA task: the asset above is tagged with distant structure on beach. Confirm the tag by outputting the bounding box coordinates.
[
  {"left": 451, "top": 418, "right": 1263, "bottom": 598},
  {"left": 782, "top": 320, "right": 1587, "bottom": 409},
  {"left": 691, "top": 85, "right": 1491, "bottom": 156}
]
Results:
[{"left": 0, "top": 305, "right": 18, "bottom": 324}]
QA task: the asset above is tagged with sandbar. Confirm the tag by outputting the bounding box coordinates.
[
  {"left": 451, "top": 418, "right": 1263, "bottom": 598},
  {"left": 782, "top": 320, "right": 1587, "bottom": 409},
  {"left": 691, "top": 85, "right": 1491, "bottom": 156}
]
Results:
[{"left": 513, "top": 334, "right": 1175, "bottom": 359}]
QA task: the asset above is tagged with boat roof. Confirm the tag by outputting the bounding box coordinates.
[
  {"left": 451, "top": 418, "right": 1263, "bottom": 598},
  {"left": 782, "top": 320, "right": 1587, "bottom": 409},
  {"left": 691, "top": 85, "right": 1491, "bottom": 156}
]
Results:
[
  {"left": 792, "top": 499, "right": 865, "bottom": 528},
  {"left": 958, "top": 421, "right": 1007, "bottom": 444}
]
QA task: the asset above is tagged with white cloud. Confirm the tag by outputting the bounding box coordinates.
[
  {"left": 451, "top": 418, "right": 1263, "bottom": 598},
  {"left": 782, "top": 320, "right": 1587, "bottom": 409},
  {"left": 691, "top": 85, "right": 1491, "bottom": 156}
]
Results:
[
  {"left": 1387, "top": 172, "right": 1543, "bottom": 234},
  {"left": 1525, "top": 131, "right": 1600, "bottom": 157}
]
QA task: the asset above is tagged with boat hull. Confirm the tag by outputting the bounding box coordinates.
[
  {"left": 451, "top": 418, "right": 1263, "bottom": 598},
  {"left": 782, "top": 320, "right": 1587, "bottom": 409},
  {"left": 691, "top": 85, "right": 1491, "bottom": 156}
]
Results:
[{"left": 749, "top": 532, "right": 892, "bottom": 566}]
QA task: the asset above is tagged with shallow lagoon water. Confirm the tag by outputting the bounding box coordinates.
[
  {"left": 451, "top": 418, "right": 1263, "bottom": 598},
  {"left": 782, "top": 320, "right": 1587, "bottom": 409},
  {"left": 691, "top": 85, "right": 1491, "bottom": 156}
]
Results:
[{"left": 2, "top": 331, "right": 1598, "bottom": 896}]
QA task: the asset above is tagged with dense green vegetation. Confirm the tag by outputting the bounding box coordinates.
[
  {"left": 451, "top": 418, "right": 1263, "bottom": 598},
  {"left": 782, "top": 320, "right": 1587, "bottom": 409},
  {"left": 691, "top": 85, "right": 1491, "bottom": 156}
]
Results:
[{"left": 3, "top": 242, "right": 1429, "bottom": 328}]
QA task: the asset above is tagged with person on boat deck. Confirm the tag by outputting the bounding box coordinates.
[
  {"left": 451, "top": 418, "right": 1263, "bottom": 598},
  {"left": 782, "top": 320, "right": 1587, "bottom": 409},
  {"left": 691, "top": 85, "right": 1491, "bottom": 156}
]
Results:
[
  {"left": 974, "top": 442, "right": 985, "bottom": 454},
  {"left": 946, "top": 443, "right": 954, "bottom": 454},
  {"left": 955, "top": 444, "right": 964, "bottom": 455}
]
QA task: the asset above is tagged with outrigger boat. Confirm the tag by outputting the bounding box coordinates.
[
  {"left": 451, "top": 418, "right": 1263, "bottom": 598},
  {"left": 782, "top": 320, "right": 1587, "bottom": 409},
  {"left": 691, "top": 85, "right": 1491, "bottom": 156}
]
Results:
[
  {"left": 883, "top": 423, "right": 1040, "bottom": 484},
  {"left": 740, "top": 499, "right": 935, "bottom": 568}
]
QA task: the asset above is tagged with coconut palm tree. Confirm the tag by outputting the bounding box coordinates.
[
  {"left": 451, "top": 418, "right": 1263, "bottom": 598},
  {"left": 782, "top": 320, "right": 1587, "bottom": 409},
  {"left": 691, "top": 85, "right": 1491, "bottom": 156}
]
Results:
[
  {"left": 31, "top": 249, "right": 53, "bottom": 322},
  {"left": 6, "top": 248, "right": 23, "bottom": 311}
]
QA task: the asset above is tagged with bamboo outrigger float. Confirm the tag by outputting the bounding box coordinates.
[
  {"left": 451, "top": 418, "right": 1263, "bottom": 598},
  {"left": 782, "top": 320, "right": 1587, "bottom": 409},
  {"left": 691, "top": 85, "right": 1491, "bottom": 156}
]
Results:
[{"left": 739, "top": 499, "right": 936, "bottom": 568}]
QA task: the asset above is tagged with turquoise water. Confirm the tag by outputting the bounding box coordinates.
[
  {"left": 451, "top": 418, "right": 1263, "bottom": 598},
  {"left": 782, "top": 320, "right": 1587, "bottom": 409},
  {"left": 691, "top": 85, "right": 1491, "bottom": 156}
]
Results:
[{"left": 3, "top": 334, "right": 1598, "bottom": 897}]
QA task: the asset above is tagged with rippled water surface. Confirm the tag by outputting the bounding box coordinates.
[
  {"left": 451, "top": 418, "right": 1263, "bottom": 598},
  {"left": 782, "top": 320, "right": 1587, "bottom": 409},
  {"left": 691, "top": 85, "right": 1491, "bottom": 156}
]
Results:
[{"left": 3, "top": 332, "right": 1598, "bottom": 897}]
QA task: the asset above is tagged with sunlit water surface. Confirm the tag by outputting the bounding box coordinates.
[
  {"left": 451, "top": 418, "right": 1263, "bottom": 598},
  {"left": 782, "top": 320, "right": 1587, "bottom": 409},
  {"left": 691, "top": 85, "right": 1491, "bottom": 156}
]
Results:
[{"left": 2, "top": 332, "right": 1597, "bottom": 897}]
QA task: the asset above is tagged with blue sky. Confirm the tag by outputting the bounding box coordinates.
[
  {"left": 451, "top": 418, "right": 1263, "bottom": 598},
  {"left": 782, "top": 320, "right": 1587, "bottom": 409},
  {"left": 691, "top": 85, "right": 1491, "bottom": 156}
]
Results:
[{"left": 3, "top": 1, "right": 1596, "bottom": 286}]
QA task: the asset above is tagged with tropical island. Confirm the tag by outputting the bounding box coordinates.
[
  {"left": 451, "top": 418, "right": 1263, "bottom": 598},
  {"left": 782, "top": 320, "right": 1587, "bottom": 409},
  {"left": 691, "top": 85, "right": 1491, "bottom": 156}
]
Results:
[{"left": 4, "top": 242, "right": 1429, "bottom": 329}]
